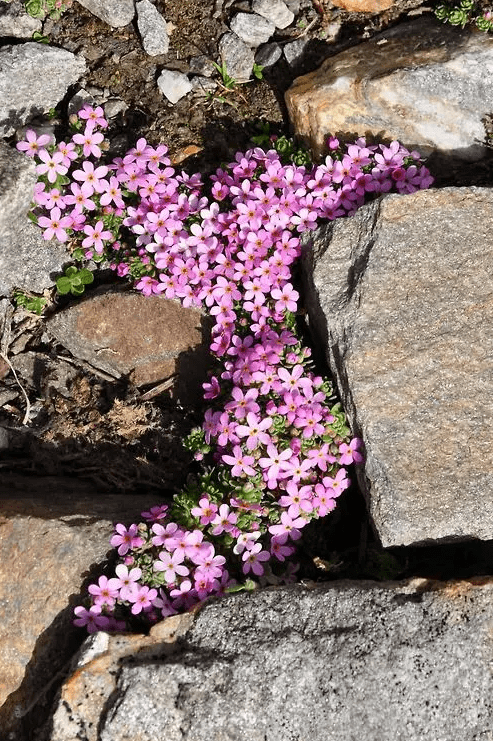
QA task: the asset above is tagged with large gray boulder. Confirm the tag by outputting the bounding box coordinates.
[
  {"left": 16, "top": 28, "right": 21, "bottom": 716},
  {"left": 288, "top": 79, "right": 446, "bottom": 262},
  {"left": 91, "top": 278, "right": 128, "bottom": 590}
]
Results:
[
  {"left": 0, "top": 43, "right": 86, "bottom": 137},
  {"left": 48, "top": 577, "right": 493, "bottom": 741},
  {"left": 0, "top": 143, "right": 68, "bottom": 297},
  {"left": 286, "top": 18, "right": 493, "bottom": 161},
  {"left": 303, "top": 187, "right": 493, "bottom": 547}
]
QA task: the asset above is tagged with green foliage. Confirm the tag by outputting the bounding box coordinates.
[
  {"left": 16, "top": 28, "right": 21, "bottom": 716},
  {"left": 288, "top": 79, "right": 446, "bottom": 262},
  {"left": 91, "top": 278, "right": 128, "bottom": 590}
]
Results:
[
  {"left": 212, "top": 61, "right": 237, "bottom": 90},
  {"left": 252, "top": 63, "right": 264, "bottom": 80},
  {"left": 56, "top": 265, "right": 94, "bottom": 296},
  {"left": 13, "top": 290, "right": 47, "bottom": 315},
  {"left": 434, "top": 0, "right": 493, "bottom": 30},
  {"left": 250, "top": 123, "right": 312, "bottom": 167},
  {"left": 25, "top": 0, "right": 72, "bottom": 20},
  {"left": 32, "top": 30, "right": 50, "bottom": 43}
]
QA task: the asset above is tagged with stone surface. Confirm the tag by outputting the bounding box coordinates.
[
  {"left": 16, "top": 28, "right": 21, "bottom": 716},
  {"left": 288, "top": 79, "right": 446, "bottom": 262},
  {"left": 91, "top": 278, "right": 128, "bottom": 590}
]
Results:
[
  {"left": 251, "top": 0, "right": 294, "bottom": 29},
  {"left": 0, "top": 143, "right": 68, "bottom": 297},
  {"left": 136, "top": 0, "right": 169, "bottom": 56},
  {"left": 48, "top": 613, "right": 195, "bottom": 741},
  {"left": 48, "top": 577, "right": 493, "bottom": 741},
  {"left": 303, "top": 187, "right": 493, "bottom": 548},
  {"left": 286, "top": 18, "right": 493, "bottom": 161},
  {"left": 47, "top": 289, "right": 210, "bottom": 396},
  {"left": 255, "top": 42, "right": 282, "bottom": 69},
  {"left": 230, "top": 12, "right": 275, "bottom": 48},
  {"left": 75, "top": 0, "right": 135, "bottom": 27},
  {"left": 330, "top": 0, "right": 394, "bottom": 10},
  {"left": 157, "top": 69, "right": 193, "bottom": 103},
  {"left": 218, "top": 31, "right": 255, "bottom": 83},
  {"left": 0, "top": 0, "right": 42, "bottom": 38},
  {"left": 0, "top": 43, "right": 86, "bottom": 138},
  {"left": 0, "top": 477, "right": 159, "bottom": 735},
  {"left": 282, "top": 37, "right": 309, "bottom": 67}
]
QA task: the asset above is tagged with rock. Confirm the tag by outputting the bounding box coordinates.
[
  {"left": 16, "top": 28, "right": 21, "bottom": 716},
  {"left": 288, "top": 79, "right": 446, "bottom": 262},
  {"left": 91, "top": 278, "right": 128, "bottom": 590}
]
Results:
[
  {"left": 251, "top": 0, "right": 294, "bottom": 29},
  {"left": 303, "top": 187, "right": 493, "bottom": 548},
  {"left": 255, "top": 42, "right": 282, "bottom": 69},
  {"left": 75, "top": 0, "right": 135, "bottom": 27},
  {"left": 157, "top": 69, "right": 193, "bottom": 104},
  {"left": 0, "top": 0, "right": 42, "bottom": 38},
  {"left": 191, "top": 76, "right": 218, "bottom": 95},
  {"left": 218, "top": 32, "right": 255, "bottom": 83},
  {"left": 229, "top": 12, "right": 275, "bottom": 48},
  {"left": 0, "top": 477, "right": 160, "bottom": 736},
  {"left": 0, "top": 43, "right": 86, "bottom": 138},
  {"left": 0, "top": 143, "right": 68, "bottom": 297},
  {"left": 48, "top": 577, "right": 493, "bottom": 741},
  {"left": 136, "top": 0, "right": 169, "bottom": 56},
  {"left": 48, "top": 613, "right": 194, "bottom": 741},
  {"left": 282, "top": 37, "right": 309, "bottom": 67},
  {"left": 189, "top": 55, "right": 216, "bottom": 77},
  {"left": 47, "top": 289, "right": 210, "bottom": 399},
  {"left": 330, "top": 0, "right": 394, "bottom": 10},
  {"left": 103, "top": 97, "right": 128, "bottom": 119},
  {"left": 286, "top": 18, "right": 493, "bottom": 161}
]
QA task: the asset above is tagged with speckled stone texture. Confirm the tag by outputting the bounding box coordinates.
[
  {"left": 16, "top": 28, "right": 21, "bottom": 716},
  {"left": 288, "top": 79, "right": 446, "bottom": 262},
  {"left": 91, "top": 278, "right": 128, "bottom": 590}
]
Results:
[
  {"left": 47, "top": 289, "right": 210, "bottom": 399},
  {"left": 48, "top": 578, "right": 493, "bottom": 741},
  {"left": 0, "top": 478, "right": 160, "bottom": 737},
  {"left": 286, "top": 17, "right": 493, "bottom": 161},
  {"left": 303, "top": 187, "right": 493, "bottom": 547}
]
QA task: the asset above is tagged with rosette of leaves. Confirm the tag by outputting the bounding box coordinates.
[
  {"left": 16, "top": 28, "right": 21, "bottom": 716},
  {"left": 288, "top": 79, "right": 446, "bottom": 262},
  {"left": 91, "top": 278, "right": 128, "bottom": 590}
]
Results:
[
  {"left": 25, "top": 0, "right": 72, "bottom": 20},
  {"left": 56, "top": 265, "right": 94, "bottom": 296}
]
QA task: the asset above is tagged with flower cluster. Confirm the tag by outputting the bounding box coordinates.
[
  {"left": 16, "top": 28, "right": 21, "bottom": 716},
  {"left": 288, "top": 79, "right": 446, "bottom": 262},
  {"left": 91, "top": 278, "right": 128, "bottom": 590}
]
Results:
[{"left": 17, "top": 107, "right": 433, "bottom": 633}]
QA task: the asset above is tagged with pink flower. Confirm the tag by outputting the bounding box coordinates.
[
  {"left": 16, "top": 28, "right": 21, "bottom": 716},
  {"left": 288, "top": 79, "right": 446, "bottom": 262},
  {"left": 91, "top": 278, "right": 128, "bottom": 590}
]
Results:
[
  {"left": 73, "top": 605, "right": 111, "bottom": 633},
  {"left": 271, "top": 283, "right": 299, "bottom": 314},
  {"left": 241, "top": 543, "right": 270, "bottom": 575},
  {"left": 268, "top": 511, "right": 307, "bottom": 544},
  {"left": 113, "top": 564, "right": 142, "bottom": 600},
  {"left": 128, "top": 585, "right": 158, "bottom": 615},
  {"left": 82, "top": 220, "right": 113, "bottom": 254},
  {"left": 153, "top": 549, "right": 189, "bottom": 584},
  {"left": 35, "top": 149, "right": 68, "bottom": 183},
  {"left": 110, "top": 523, "right": 144, "bottom": 556},
  {"left": 221, "top": 445, "right": 256, "bottom": 477},
  {"left": 16, "top": 129, "right": 51, "bottom": 157},
  {"left": 73, "top": 160, "right": 108, "bottom": 195},
  {"left": 73, "top": 127, "right": 105, "bottom": 158},
  {"left": 235, "top": 412, "right": 272, "bottom": 451},
  {"left": 37, "top": 207, "right": 73, "bottom": 242},
  {"left": 210, "top": 504, "right": 238, "bottom": 536},
  {"left": 191, "top": 497, "right": 219, "bottom": 526},
  {"left": 338, "top": 438, "right": 364, "bottom": 465},
  {"left": 259, "top": 444, "right": 293, "bottom": 487},
  {"left": 88, "top": 575, "right": 120, "bottom": 606}
]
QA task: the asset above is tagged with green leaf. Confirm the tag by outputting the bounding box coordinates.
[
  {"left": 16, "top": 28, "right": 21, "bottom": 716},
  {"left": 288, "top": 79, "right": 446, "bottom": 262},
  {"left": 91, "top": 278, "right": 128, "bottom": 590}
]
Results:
[
  {"left": 65, "top": 266, "right": 78, "bottom": 278},
  {"left": 56, "top": 277, "right": 72, "bottom": 294},
  {"left": 79, "top": 269, "right": 95, "bottom": 285},
  {"left": 70, "top": 284, "right": 85, "bottom": 296}
]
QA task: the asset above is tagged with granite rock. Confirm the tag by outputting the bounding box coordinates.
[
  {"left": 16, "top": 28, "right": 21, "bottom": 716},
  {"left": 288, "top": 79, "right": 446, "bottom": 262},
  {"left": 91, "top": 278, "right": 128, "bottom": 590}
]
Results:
[
  {"left": 0, "top": 43, "right": 86, "bottom": 138},
  {"left": 75, "top": 0, "right": 135, "bottom": 27},
  {"left": 303, "top": 187, "right": 493, "bottom": 547},
  {"left": 0, "top": 477, "right": 159, "bottom": 736},
  {"left": 251, "top": 0, "right": 294, "bottom": 29},
  {"left": 286, "top": 18, "right": 493, "bottom": 161},
  {"left": 136, "top": 0, "right": 169, "bottom": 56},
  {"left": 47, "top": 289, "right": 210, "bottom": 399},
  {"left": 48, "top": 577, "right": 493, "bottom": 741},
  {"left": 218, "top": 31, "right": 255, "bottom": 83},
  {"left": 0, "top": 0, "right": 42, "bottom": 38},
  {"left": 230, "top": 12, "right": 275, "bottom": 48},
  {"left": 0, "top": 143, "right": 68, "bottom": 297}
]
